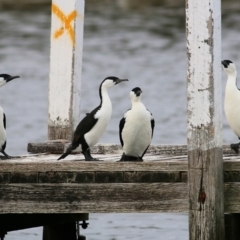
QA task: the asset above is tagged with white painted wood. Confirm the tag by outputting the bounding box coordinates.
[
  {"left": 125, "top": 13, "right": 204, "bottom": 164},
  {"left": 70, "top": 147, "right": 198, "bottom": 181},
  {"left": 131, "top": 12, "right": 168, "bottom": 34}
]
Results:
[
  {"left": 187, "top": 0, "right": 222, "bottom": 150},
  {"left": 48, "top": 0, "right": 84, "bottom": 140},
  {"left": 186, "top": 0, "right": 224, "bottom": 239}
]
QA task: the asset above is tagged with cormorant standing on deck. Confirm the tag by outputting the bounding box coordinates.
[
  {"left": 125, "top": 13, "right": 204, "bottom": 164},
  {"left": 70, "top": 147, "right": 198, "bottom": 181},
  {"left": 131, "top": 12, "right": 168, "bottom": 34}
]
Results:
[
  {"left": 58, "top": 76, "right": 128, "bottom": 161},
  {"left": 222, "top": 60, "right": 240, "bottom": 153},
  {"left": 0, "top": 74, "right": 20, "bottom": 159},
  {"left": 119, "top": 87, "right": 154, "bottom": 161}
]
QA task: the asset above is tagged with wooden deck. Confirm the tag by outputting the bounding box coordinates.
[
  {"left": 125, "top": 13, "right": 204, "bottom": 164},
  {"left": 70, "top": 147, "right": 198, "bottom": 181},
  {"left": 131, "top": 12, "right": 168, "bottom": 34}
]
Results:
[{"left": 0, "top": 144, "right": 240, "bottom": 214}]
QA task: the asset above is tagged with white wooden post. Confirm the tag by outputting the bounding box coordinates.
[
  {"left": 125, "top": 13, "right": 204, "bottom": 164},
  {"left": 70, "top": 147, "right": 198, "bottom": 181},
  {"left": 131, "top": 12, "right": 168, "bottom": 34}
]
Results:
[
  {"left": 48, "top": 0, "right": 84, "bottom": 140},
  {"left": 186, "top": 0, "right": 224, "bottom": 239}
]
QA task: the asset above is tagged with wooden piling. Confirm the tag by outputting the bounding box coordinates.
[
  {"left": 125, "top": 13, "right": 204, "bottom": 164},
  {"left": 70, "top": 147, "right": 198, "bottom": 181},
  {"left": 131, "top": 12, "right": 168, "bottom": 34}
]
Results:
[
  {"left": 45, "top": 0, "right": 85, "bottom": 238},
  {"left": 186, "top": 0, "right": 224, "bottom": 239},
  {"left": 48, "top": 0, "right": 84, "bottom": 140}
]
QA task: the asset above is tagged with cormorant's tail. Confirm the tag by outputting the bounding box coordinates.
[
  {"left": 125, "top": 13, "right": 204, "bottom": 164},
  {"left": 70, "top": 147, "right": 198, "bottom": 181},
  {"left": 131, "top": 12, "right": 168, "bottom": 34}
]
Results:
[
  {"left": 57, "top": 141, "right": 81, "bottom": 160},
  {"left": 57, "top": 147, "right": 72, "bottom": 160}
]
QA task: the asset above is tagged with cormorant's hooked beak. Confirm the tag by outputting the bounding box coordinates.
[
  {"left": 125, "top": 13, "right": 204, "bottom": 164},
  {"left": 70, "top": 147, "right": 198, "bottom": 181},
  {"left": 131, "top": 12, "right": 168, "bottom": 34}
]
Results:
[
  {"left": 115, "top": 78, "right": 128, "bottom": 85},
  {"left": 6, "top": 75, "right": 20, "bottom": 82}
]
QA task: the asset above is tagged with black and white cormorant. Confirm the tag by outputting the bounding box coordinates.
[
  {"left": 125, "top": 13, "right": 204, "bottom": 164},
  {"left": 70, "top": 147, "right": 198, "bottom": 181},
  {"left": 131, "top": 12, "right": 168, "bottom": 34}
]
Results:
[
  {"left": 222, "top": 60, "right": 240, "bottom": 153},
  {"left": 119, "top": 87, "right": 155, "bottom": 161},
  {"left": 58, "top": 76, "right": 128, "bottom": 161},
  {"left": 0, "top": 74, "right": 20, "bottom": 159}
]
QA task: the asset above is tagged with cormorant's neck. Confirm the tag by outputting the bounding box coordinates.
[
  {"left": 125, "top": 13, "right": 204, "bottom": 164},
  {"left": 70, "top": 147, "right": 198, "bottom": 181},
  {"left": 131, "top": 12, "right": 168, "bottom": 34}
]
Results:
[
  {"left": 131, "top": 99, "right": 142, "bottom": 107},
  {"left": 227, "top": 73, "right": 238, "bottom": 88},
  {"left": 99, "top": 84, "right": 110, "bottom": 106}
]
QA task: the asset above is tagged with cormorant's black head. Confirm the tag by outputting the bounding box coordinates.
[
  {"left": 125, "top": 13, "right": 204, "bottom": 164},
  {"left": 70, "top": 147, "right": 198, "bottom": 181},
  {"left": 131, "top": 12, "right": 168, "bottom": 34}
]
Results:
[
  {"left": 130, "top": 87, "right": 142, "bottom": 102},
  {"left": 0, "top": 74, "right": 20, "bottom": 87},
  {"left": 222, "top": 60, "right": 237, "bottom": 76},
  {"left": 101, "top": 76, "right": 128, "bottom": 89},
  {"left": 132, "top": 87, "right": 142, "bottom": 97},
  {"left": 222, "top": 60, "right": 233, "bottom": 68}
]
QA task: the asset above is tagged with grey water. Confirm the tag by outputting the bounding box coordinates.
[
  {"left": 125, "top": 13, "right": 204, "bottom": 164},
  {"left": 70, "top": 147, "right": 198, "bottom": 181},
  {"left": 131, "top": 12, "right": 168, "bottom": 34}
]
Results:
[{"left": 0, "top": 1, "right": 240, "bottom": 239}]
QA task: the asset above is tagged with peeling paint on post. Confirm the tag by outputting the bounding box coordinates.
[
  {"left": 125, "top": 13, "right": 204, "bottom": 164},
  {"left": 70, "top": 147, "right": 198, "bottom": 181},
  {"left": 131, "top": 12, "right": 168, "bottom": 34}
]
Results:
[
  {"left": 48, "top": 0, "right": 84, "bottom": 140},
  {"left": 186, "top": 0, "right": 224, "bottom": 240}
]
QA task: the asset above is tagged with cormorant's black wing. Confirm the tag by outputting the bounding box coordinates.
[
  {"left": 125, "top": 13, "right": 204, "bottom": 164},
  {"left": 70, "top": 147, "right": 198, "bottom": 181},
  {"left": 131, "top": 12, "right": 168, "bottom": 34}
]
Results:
[
  {"left": 119, "top": 117, "right": 125, "bottom": 147},
  {"left": 3, "top": 113, "right": 6, "bottom": 129},
  {"left": 71, "top": 106, "right": 100, "bottom": 147},
  {"left": 147, "top": 109, "right": 155, "bottom": 137},
  {"left": 1, "top": 114, "right": 7, "bottom": 153},
  {"left": 141, "top": 111, "right": 155, "bottom": 158},
  {"left": 58, "top": 106, "right": 101, "bottom": 160},
  {"left": 151, "top": 118, "right": 155, "bottom": 138}
]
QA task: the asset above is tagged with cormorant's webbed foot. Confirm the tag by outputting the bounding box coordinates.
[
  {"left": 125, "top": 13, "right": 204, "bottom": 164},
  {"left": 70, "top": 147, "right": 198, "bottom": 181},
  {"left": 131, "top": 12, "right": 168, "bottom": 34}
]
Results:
[
  {"left": 231, "top": 143, "right": 240, "bottom": 154},
  {"left": 82, "top": 149, "right": 99, "bottom": 161},
  {"left": 0, "top": 151, "right": 11, "bottom": 160},
  {"left": 118, "top": 153, "right": 143, "bottom": 162}
]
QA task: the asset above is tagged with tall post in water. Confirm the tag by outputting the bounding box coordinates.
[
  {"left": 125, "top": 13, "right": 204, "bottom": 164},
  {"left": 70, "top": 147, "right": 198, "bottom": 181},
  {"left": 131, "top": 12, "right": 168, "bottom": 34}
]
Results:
[
  {"left": 48, "top": 0, "right": 84, "bottom": 141},
  {"left": 45, "top": 1, "right": 85, "bottom": 238},
  {"left": 186, "top": 0, "right": 224, "bottom": 239}
]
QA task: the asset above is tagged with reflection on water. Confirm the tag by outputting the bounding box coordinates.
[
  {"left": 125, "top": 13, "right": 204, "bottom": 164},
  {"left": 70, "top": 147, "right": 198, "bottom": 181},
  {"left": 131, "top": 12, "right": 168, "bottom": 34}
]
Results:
[{"left": 1, "top": 1, "right": 240, "bottom": 239}]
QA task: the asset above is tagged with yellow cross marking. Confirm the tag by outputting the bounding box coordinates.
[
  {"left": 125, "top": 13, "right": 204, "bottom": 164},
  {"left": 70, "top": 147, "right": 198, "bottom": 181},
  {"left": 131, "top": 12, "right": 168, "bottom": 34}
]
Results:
[{"left": 52, "top": 3, "right": 78, "bottom": 45}]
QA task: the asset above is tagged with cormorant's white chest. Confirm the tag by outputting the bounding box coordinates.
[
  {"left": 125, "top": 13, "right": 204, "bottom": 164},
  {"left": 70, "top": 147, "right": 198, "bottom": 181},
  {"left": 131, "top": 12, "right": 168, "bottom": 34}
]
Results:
[
  {"left": 84, "top": 90, "right": 112, "bottom": 147},
  {"left": 224, "top": 78, "right": 240, "bottom": 137},
  {"left": 0, "top": 106, "right": 6, "bottom": 150},
  {"left": 122, "top": 102, "right": 152, "bottom": 157}
]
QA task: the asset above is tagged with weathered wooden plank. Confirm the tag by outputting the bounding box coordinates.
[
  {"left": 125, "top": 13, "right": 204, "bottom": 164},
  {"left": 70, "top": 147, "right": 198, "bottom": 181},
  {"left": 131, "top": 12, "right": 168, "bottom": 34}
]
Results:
[
  {"left": 224, "top": 172, "right": 240, "bottom": 182},
  {"left": 224, "top": 161, "right": 240, "bottom": 171},
  {"left": 28, "top": 141, "right": 66, "bottom": 154},
  {"left": 186, "top": 0, "right": 223, "bottom": 239},
  {"left": 1, "top": 155, "right": 240, "bottom": 174},
  {"left": 0, "top": 171, "right": 187, "bottom": 183},
  {"left": 48, "top": 0, "right": 84, "bottom": 140},
  {"left": 0, "top": 173, "right": 10, "bottom": 183},
  {"left": 38, "top": 172, "right": 95, "bottom": 183},
  {"left": 27, "top": 142, "right": 235, "bottom": 155},
  {"left": 0, "top": 183, "right": 188, "bottom": 213},
  {"left": 225, "top": 183, "right": 240, "bottom": 213},
  {"left": 124, "top": 171, "right": 182, "bottom": 183},
  {"left": 0, "top": 156, "right": 188, "bottom": 172},
  {"left": 9, "top": 173, "right": 38, "bottom": 183},
  {"left": 1, "top": 182, "right": 240, "bottom": 213},
  {"left": 28, "top": 143, "right": 190, "bottom": 155}
]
